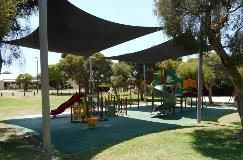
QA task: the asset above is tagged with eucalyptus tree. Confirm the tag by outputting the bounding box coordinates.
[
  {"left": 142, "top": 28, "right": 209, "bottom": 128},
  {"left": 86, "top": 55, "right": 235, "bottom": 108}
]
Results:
[
  {"left": 155, "top": 0, "right": 243, "bottom": 131},
  {"left": 112, "top": 61, "right": 132, "bottom": 94},
  {"left": 131, "top": 63, "right": 158, "bottom": 100},
  {"left": 59, "top": 54, "right": 89, "bottom": 94},
  {"left": 177, "top": 59, "right": 216, "bottom": 104},
  {"left": 48, "top": 64, "right": 68, "bottom": 94},
  {"left": 16, "top": 73, "right": 33, "bottom": 91},
  {"left": 0, "top": 0, "right": 37, "bottom": 72},
  {"left": 91, "top": 52, "right": 113, "bottom": 92}
]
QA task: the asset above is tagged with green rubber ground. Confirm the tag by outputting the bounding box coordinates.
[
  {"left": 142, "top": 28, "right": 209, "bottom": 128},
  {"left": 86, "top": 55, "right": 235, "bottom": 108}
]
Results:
[{"left": 3, "top": 105, "right": 236, "bottom": 153}]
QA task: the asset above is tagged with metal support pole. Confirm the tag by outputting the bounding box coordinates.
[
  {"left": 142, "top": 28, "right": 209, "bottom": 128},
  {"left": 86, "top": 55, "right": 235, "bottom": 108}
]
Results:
[
  {"left": 89, "top": 56, "right": 92, "bottom": 95},
  {"left": 143, "top": 65, "right": 146, "bottom": 102},
  {"left": 35, "top": 57, "right": 39, "bottom": 94},
  {"left": 89, "top": 56, "right": 92, "bottom": 113},
  {"left": 197, "top": 51, "right": 203, "bottom": 123},
  {"left": 129, "top": 85, "right": 131, "bottom": 108},
  {"left": 38, "top": 0, "right": 51, "bottom": 159}
]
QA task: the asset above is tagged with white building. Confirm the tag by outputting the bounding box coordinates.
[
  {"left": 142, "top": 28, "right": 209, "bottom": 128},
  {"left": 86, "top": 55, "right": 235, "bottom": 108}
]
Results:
[{"left": 0, "top": 72, "right": 18, "bottom": 90}]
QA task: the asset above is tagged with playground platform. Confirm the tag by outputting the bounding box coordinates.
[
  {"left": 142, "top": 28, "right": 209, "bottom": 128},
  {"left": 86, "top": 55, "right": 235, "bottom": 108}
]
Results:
[{"left": 3, "top": 104, "right": 236, "bottom": 153}]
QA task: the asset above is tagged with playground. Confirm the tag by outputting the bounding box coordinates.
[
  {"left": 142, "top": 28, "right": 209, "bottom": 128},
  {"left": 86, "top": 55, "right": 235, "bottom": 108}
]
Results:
[
  {"left": 0, "top": 89, "right": 242, "bottom": 159},
  {"left": 1, "top": 92, "right": 236, "bottom": 153},
  {"left": 0, "top": 0, "right": 242, "bottom": 159},
  {"left": 0, "top": 64, "right": 241, "bottom": 159}
]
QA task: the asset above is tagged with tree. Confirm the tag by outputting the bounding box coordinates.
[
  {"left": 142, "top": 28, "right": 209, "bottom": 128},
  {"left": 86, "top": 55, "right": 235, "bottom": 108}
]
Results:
[
  {"left": 131, "top": 63, "right": 158, "bottom": 100},
  {"left": 177, "top": 58, "right": 216, "bottom": 104},
  {"left": 239, "top": 67, "right": 243, "bottom": 76},
  {"left": 92, "top": 52, "right": 113, "bottom": 93},
  {"left": 155, "top": 0, "right": 243, "bottom": 132},
  {"left": 111, "top": 75, "right": 124, "bottom": 95},
  {"left": 156, "top": 59, "right": 182, "bottom": 71},
  {"left": 0, "top": 0, "right": 37, "bottom": 73},
  {"left": 48, "top": 64, "right": 68, "bottom": 94},
  {"left": 203, "top": 53, "right": 235, "bottom": 93},
  {"left": 59, "top": 54, "right": 89, "bottom": 94},
  {"left": 16, "top": 73, "right": 32, "bottom": 91},
  {"left": 112, "top": 61, "right": 132, "bottom": 95}
]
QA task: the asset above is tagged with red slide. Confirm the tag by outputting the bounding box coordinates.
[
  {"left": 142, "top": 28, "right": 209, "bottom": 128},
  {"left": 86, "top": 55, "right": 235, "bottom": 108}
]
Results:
[{"left": 50, "top": 93, "right": 84, "bottom": 117}]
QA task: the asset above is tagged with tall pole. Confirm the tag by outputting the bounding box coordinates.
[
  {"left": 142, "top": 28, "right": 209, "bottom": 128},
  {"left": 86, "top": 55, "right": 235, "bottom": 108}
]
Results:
[
  {"left": 89, "top": 56, "right": 92, "bottom": 96},
  {"left": 89, "top": 56, "right": 93, "bottom": 113},
  {"left": 35, "top": 57, "right": 39, "bottom": 94},
  {"left": 143, "top": 65, "right": 146, "bottom": 103},
  {"left": 38, "top": 0, "right": 51, "bottom": 159},
  {"left": 197, "top": 51, "right": 203, "bottom": 123}
]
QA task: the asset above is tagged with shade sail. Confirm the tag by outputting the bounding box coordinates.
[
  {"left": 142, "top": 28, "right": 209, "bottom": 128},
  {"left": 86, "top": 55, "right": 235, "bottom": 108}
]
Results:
[
  {"left": 2, "top": 0, "right": 161, "bottom": 56},
  {"left": 109, "top": 32, "right": 210, "bottom": 64}
]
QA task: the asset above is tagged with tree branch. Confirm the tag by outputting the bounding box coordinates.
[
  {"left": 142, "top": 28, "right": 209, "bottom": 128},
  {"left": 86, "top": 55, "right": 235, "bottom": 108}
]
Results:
[{"left": 229, "top": 4, "right": 243, "bottom": 14}]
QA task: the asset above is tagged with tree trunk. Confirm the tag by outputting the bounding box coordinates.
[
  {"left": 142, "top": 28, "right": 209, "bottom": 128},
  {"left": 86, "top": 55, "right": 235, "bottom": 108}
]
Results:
[
  {"left": 0, "top": 51, "right": 3, "bottom": 73},
  {"left": 204, "top": 83, "right": 213, "bottom": 105},
  {"left": 78, "top": 84, "right": 81, "bottom": 94},
  {"left": 236, "top": 94, "right": 243, "bottom": 131},
  {"left": 114, "top": 87, "right": 118, "bottom": 96},
  {"left": 206, "top": 27, "right": 243, "bottom": 130},
  {"left": 84, "top": 80, "right": 89, "bottom": 96},
  {"left": 139, "top": 88, "right": 144, "bottom": 101}
]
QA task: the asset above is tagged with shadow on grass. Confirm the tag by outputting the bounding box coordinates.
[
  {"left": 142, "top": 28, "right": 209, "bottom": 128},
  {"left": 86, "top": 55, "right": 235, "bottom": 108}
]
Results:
[
  {"left": 3, "top": 115, "right": 181, "bottom": 154},
  {"left": 192, "top": 127, "right": 243, "bottom": 160},
  {"left": 60, "top": 125, "right": 199, "bottom": 160},
  {"left": 0, "top": 128, "right": 43, "bottom": 160}
]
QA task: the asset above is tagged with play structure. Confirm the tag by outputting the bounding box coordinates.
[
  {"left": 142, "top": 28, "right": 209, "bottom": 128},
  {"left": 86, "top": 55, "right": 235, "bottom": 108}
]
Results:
[
  {"left": 51, "top": 84, "right": 128, "bottom": 125},
  {"left": 152, "top": 69, "right": 204, "bottom": 114},
  {"left": 50, "top": 93, "right": 84, "bottom": 118},
  {"left": 151, "top": 68, "right": 203, "bottom": 115},
  {"left": 91, "top": 84, "right": 128, "bottom": 120},
  {"left": 151, "top": 69, "right": 182, "bottom": 114}
]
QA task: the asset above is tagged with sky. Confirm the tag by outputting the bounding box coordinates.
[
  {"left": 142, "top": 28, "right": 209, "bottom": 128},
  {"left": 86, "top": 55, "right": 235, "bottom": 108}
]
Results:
[{"left": 2, "top": 0, "right": 173, "bottom": 76}]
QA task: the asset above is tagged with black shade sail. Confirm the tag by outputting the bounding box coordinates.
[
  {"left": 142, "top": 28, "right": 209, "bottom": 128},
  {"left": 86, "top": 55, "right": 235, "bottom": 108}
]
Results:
[
  {"left": 2, "top": 0, "right": 161, "bottom": 56},
  {"left": 109, "top": 32, "right": 210, "bottom": 64}
]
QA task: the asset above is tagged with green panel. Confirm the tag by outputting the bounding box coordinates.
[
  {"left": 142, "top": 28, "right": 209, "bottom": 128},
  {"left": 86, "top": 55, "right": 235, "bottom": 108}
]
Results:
[{"left": 153, "top": 85, "right": 177, "bottom": 110}]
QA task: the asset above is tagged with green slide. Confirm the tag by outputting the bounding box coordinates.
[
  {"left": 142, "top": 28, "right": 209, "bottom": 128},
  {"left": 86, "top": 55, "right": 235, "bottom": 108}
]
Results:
[
  {"left": 153, "top": 85, "right": 177, "bottom": 111},
  {"left": 152, "top": 69, "right": 179, "bottom": 112}
]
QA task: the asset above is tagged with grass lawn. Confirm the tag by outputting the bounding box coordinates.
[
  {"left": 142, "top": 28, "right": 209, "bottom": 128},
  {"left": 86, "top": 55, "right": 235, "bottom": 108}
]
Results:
[
  {"left": 0, "top": 92, "right": 242, "bottom": 159},
  {"left": 0, "top": 95, "right": 70, "bottom": 119},
  {"left": 60, "top": 112, "right": 242, "bottom": 160}
]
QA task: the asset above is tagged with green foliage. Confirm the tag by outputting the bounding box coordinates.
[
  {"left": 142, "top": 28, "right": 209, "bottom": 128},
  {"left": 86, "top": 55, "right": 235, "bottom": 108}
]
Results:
[
  {"left": 176, "top": 61, "right": 197, "bottom": 80},
  {"left": 176, "top": 58, "right": 215, "bottom": 86},
  {"left": 131, "top": 63, "right": 158, "bottom": 98},
  {"left": 59, "top": 54, "right": 89, "bottom": 91},
  {"left": 111, "top": 61, "right": 132, "bottom": 91},
  {"left": 155, "top": 0, "right": 242, "bottom": 40},
  {"left": 203, "top": 53, "right": 232, "bottom": 85},
  {"left": 156, "top": 59, "right": 182, "bottom": 71},
  {"left": 203, "top": 65, "right": 215, "bottom": 85},
  {"left": 16, "top": 73, "right": 32, "bottom": 91},
  {"left": 60, "top": 52, "right": 112, "bottom": 93},
  {"left": 111, "top": 75, "right": 124, "bottom": 93},
  {"left": 0, "top": 0, "right": 17, "bottom": 37},
  {"left": 48, "top": 64, "right": 69, "bottom": 92},
  {"left": 154, "top": 0, "right": 243, "bottom": 101},
  {"left": 112, "top": 61, "right": 132, "bottom": 78},
  {"left": 92, "top": 52, "right": 113, "bottom": 86},
  {"left": 238, "top": 67, "right": 243, "bottom": 76},
  {"left": 0, "top": 0, "right": 37, "bottom": 73},
  {"left": 0, "top": 0, "right": 37, "bottom": 38}
]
